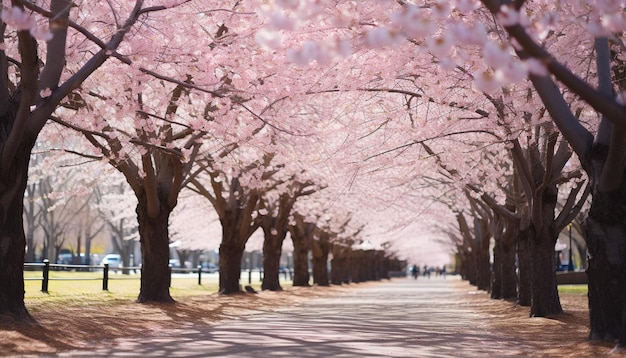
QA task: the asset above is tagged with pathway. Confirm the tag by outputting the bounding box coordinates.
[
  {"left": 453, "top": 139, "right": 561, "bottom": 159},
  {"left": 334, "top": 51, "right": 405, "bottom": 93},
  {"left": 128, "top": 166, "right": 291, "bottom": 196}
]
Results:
[{"left": 55, "top": 276, "right": 537, "bottom": 357}]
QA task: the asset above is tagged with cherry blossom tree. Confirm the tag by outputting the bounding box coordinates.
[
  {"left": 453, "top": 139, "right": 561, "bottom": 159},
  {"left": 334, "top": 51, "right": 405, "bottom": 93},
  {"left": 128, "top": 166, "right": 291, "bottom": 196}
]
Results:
[
  {"left": 187, "top": 153, "right": 266, "bottom": 294},
  {"left": 258, "top": 179, "right": 317, "bottom": 291},
  {"left": 94, "top": 174, "right": 140, "bottom": 271},
  {"left": 0, "top": 0, "right": 176, "bottom": 319},
  {"left": 475, "top": 1, "right": 626, "bottom": 344},
  {"left": 287, "top": 212, "right": 316, "bottom": 286},
  {"left": 260, "top": 0, "right": 624, "bottom": 331}
]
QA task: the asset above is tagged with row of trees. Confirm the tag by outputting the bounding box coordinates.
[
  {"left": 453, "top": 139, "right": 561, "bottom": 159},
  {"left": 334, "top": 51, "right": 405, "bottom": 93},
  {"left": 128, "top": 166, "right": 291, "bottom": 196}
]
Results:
[
  {"left": 265, "top": 0, "right": 626, "bottom": 347},
  {"left": 3, "top": 0, "right": 625, "bottom": 349},
  {"left": 2, "top": 0, "right": 426, "bottom": 322}
]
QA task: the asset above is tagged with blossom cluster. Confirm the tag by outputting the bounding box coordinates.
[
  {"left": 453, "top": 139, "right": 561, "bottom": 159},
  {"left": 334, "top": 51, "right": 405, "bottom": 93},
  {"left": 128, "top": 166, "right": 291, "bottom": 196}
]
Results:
[{"left": 1, "top": 6, "right": 53, "bottom": 41}]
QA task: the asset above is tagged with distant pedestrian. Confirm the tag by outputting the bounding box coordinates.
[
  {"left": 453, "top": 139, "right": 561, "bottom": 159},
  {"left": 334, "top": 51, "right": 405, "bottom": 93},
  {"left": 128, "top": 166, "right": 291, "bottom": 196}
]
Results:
[{"left": 410, "top": 264, "right": 419, "bottom": 279}]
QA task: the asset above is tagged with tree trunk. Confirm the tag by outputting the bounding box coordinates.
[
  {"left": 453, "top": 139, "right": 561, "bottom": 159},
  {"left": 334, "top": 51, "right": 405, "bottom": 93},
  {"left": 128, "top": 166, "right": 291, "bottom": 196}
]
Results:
[
  {"left": 351, "top": 250, "right": 364, "bottom": 283},
  {"left": 492, "top": 220, "right": 518, "bottom": 300},
  {"left": 363, "top": 250, "right": 376, "bottom": 281},
  {"left": 330, "top": 244, "right": 349, "bottom": 285},
  {"left": 475, "top": 218, "right": 492, "bottom": 292},
  {"left": 219, "top": 241, "right": 245, "bottom": 294},
  {"left": 25, "top": 232, "right": 35, "bottom": 263},
  {"left": 261, "top": 232, "right": 285, "bottom": 291},
  {"left": 291, "top": 233, "right": 311, "bottom": 287},
  {"left": 373, "top": 251, "right": 384, "bottom": 280},
  {"left": 135, "top": 197, "right": 174, "bottom": 303},
  {"left": 85, "top": 235, "right": 93, "bottom": 265},
  {"left": 311, "top": 238, "right": 329, "bottom": 286},
  {"left": 121, "top": 239, "right": 135, "bottom": 275},
  {"left": 585, "top": 187, "right": 626, "bottom": 345},
  {"left": 381, "top": 254, "right": 391, "bottom": 279},
  {"left": 500, "top": 223, "right": 518, "bottom": 300},
  {"left": 517, "top": 226, "right": 532, "bottom": 306},
  {"left": 491, "top": 238, "right": 502, "bottom": 298},
  {"left": 216, "top": 202, "right": 259, "bottom": 295},
  {"left": 529, "top": 225, "right": 562, "bottom": 317},
  {"left": 0, "top": 132, "right": 35, "bottom": 322},
  {"left": 466, "top": 246, "right": 478, "bottom": 286}
]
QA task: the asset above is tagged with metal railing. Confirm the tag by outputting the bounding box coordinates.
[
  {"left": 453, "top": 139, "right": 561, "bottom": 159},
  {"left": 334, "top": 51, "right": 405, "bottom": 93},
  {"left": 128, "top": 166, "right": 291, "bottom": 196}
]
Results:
[{"left": 24, "top": 260, "right": 215, "bottom": 293}]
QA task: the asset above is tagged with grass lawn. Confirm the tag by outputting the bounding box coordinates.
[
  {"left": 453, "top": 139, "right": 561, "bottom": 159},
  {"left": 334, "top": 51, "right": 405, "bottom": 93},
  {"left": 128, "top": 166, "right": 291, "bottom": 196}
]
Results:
[
  {"left": 23, "top": 270, "right": 286, "bottom": 308},
  {"left": 558, "top": 284, "right": 588, "bottom": 295}
]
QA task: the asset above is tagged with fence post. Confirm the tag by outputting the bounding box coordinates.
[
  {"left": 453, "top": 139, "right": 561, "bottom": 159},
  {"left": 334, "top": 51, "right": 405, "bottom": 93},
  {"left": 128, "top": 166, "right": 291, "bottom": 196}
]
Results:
[
  {"left": 103, "top": 264, "right": 109, "bottom": 291},
  {"left": 41, "top": 259, "right": 49, "bottom": 293},
  {"left": 248, "top": 269, "right": 252, "bottom": 284},
  {"left": 197, "top": 265, "right": 202, "bottom": 285}
]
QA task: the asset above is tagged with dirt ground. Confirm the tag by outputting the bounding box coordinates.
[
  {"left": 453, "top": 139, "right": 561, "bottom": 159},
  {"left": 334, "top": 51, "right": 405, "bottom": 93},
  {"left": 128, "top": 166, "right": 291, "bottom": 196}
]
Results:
[{"left": 0, "top": 281, "right": 621, "bottom": 357}]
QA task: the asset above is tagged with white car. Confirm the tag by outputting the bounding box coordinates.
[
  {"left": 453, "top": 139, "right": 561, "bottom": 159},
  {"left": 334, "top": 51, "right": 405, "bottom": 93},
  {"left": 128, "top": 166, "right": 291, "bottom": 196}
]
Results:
[{"left": 101, "top": 254, "right": 122, "bottom": 270}]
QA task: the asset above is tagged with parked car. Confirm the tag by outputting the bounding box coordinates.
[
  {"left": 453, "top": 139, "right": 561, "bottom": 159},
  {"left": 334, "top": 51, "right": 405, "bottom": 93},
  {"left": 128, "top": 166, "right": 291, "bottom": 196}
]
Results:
[
  {"left": 101, "top": 254, "right": 122, "bottom": 271},
  {"left": 56, "top": 253, "right": 73, "bottom": 265},
  {"left": 168, "top": 259, "right": 180, "bottom": 268},
  {"left": 202, "top": 262, "right": 219, "bottom": 273}
]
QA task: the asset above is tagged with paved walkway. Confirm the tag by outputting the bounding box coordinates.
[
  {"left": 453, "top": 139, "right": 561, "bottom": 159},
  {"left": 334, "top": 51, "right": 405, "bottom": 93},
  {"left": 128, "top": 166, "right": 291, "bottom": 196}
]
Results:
[{"left": 55, "top": 276, "right": 532, "bottom": 357}]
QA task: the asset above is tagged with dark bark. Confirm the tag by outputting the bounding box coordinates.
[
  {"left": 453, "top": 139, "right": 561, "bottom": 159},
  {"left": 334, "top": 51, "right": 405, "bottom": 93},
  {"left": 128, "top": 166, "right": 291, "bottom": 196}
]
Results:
[
  {"left": 311, "top": 235, "right": 330, "bottom": 286},
  {"left": 261, "top": 230, "right": 285, "bottom": 291},
  {"left": 373, "top": 251, "right": 384, "bottom": 280},
  {"left": 350, "top": 250, "right": 364, "bottom": 283},
  {"left": 585, "top": 185, "right": 626, "bottom": 344},
  {"left": 219, "top": 241, "right": 245, "bottom": 294},
  {"left": 0, "top": 130, "right": 36, "bottom": 322},
  {"left": 528, "top": 181, "right": 563, "bottom": 317},
  {"left": 529, "top": 225, "right": 562, "bottom": 317},
  {"left": 457, "top": 251, "right": 469, "bottom": 281},
  {"left": 330, "top": 244, "right": 350, "bottom": 285},
  {"left": 213, "top": 181, "right": 260, "bottom": 295},
  {"left": 517, "top": 226, "right": 532, "bottom": 307},
  {"left": 24, "top": 182, "right": 37, "bottom": 263},
  {"left": 218, "top": 226, "right": 246, "bottom": 294},
  {"left": 475, "top": 217, "right": 492, "bottom": 292},
  {"left": 135, "top": 195, "right": 174, "bottom": 303},
  {"left": 330, "top": 243, "right": 352, "bottom": 285},
  {"left": 289, "top": 223, "right": 312, "bottom": 287},
  {"left": 491, "top": 243, "right": 502, "bottom": 298},
  {"left": 380, "top": 254, "right": 391, "bottom": 279},
  {"left": 491, "top": 217, "right": 505, "bottom": 299},
  {"left": 500, "top": 221, "right": 519, "bottom": 300},
  {"left": 465, "top": 244, "right": 478, "bottom": 286},
  {"left": 492, "top": 216, "right": 518, "bottom": 300},
  {"left": 358, "top": 250, "right": 378, "bottom": 282}
]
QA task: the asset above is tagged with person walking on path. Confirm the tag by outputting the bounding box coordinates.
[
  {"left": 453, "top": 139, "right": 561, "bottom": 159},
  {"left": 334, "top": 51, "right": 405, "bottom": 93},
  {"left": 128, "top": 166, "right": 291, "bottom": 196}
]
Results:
[{"left": 411, "top": 264, "right": 419, "bottom": 279}]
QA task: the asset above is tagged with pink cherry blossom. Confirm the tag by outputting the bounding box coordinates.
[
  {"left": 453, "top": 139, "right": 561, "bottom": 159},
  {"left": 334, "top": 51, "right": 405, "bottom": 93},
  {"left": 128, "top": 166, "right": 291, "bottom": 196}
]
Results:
[
  {"left": 427, "top": 33, "right": 453, "bottom": 58},
  {"left": 30, "top": 26, "right": 53, "bottom": 42},
  {"left": 473, "top": 70, "right": 502, "bottom": 94},
  {"left": 483, "top": 41, "right": 512, "bottom": 68},
  {"left": 525, "top": 58, "right": 549, "bottom": 76},
  {"left": 390, "top": 5, "right": 435, "bottom": 38},
  {"left": 255, "top": 29, "right": 282, "bottom": 49},
  {"left": 365, "top": 27, "right": 399, "bottom": 49},
  {"left": 453, "top": 0, "right": 480, "bottom": 14},
  {"left": 1, "top": 6, "right": 35, "bottom": 30},
  {"left": 432, "top": 1, "right": 452, "bottom": 19},
  {"left": 269, "top": 12, "right": 297, "bottom": 31},
  {"left": 497, "top": 5, "right": 520, "bottom": 27}
]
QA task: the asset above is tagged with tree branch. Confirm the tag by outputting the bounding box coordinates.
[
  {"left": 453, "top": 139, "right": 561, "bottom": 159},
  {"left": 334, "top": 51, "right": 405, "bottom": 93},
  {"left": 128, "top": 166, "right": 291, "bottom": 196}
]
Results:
[{"left": 1, "top": 28, "right": 38, "bottom": 170}]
